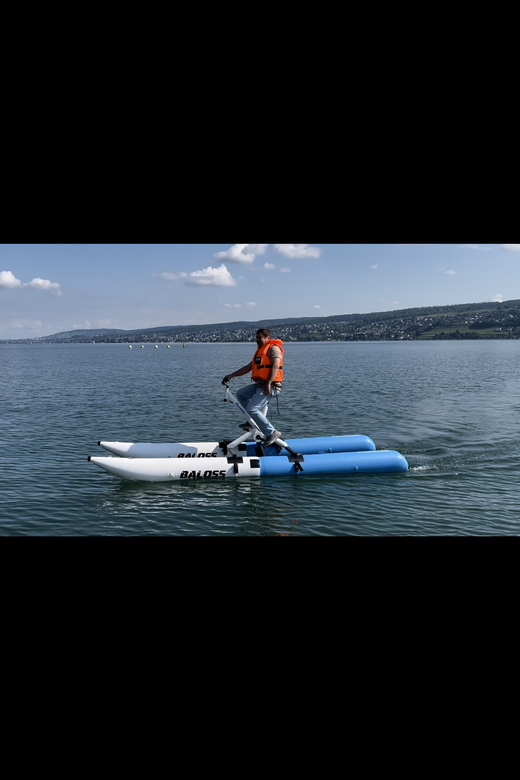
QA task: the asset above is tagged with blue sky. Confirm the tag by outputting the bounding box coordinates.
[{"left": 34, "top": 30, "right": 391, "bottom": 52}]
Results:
[{"left": 1, "top": 243, "right": 519, "bottom": 339}]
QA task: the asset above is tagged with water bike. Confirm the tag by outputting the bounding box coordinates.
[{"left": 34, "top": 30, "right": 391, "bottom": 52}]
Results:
[{"left": 88, "top": 381, "right": 408, "bottom": 481}]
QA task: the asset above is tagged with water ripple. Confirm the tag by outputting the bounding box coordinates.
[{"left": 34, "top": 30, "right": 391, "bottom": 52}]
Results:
[{"left": 2, "top": 341, "right": 520, "bottom": 535}]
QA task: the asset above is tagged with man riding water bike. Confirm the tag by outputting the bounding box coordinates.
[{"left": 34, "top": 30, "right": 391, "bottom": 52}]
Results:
[{"left": 223, "top": 328, "right": 283, "bottom": 446}]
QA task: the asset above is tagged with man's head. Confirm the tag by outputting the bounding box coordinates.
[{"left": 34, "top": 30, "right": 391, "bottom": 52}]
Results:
[{"left": 256, "top": 328, "right": 271, "bottom": 346}]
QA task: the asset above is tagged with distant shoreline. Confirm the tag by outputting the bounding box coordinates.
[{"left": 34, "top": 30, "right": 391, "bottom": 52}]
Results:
[{"left": 2, "top": 298, "right": 520, "bottom": 344}]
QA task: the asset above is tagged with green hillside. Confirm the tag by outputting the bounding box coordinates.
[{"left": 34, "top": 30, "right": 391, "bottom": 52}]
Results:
[{"left": 3, "top": 299, "right": 520, "bottom": 343}]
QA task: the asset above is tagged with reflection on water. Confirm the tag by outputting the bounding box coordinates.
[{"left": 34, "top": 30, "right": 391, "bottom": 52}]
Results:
[{"left": 94, "top": 476, "right": 306, "bottom": 535}]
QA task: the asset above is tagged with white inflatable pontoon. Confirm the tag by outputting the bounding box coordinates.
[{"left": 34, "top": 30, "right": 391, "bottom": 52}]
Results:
[{"left": 88, "top": 381, "right": 408, "bottom": 481}]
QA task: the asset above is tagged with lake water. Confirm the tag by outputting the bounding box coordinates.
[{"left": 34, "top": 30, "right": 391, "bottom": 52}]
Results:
[{"left": 1, "top": 340, "right": 519, "bottom": 536}]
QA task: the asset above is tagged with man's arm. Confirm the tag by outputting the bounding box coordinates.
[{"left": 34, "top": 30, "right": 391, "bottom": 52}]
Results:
[
  {"left": 223, "top": 362, "right": 252, "bottom": 383},
  {"left": 263, "top": 356, "right": 281, "bottom": 395}
]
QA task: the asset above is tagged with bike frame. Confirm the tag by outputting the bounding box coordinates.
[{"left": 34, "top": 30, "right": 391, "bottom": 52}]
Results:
[{"left": 222, "top": 381, "right": 301, "bottom": 462}]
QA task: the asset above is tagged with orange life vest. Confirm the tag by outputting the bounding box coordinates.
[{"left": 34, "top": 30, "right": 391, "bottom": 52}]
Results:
[{"left": 251, "top": 339, "right": 284, "bottom": 384}]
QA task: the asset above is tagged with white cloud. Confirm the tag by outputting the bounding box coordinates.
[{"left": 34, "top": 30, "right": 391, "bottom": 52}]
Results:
[
  {"left": 0, "top": 270, "right": 61, "bottom": 293},
  {"left": 279, "top": 267, "right": 291, "bottom": 273},
  {"left": 156, "top": 264, "right": 236, "bottom": 287},
  {"left": 185, "top": 264, "right": 237, "bottom": 286},
  {"left": 263, "top": 263, "right": 276, "bottom": 270},
  {"left": 437, "top": 266, "right": 456, "bottom": 275},
  {"left": 9, "top": 318, "right": 42, "bottom": 330},
  {"left": 247, "top": 244, "right": 268, "bottom": 256},
  {"left": 370, "top": 264, "right": 378, "bottom": 269},
  {"left": 273, "top": 244, "right": 321, "bottom": 259},
  {"left": 462, "top": 244, "right": 491, "bottom": 251},
  {"left": 24, "top": 277, "right": 62, "bottom": 293},
  {"left": 156, "top": 271, "right": 188, "bottom": 281},
  {"left": 313, "top": 305, "right": 320, "bottom": 309},
  {"left": 491, "top": 294, "right": 504, "bottom": 302},
  {"left": 0, "top": 270, "right": 22, "bottom": 288},
  {"left": 224, "top": 301, "right": 257, "bottom": 309},
  {"left": 500, "top": 244, "right": 520, "bottom": 251},
  {"left": 214, "top": 244, "right": 268, "bottom": 264}
]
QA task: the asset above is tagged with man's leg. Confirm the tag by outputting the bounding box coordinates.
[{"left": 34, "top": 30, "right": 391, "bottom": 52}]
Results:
[
  {"left": 237, "top": 384, "right": 278, "bottom": 438},
  {"left": 236, "top": 384, "right": 266, "bottom": 415}
]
